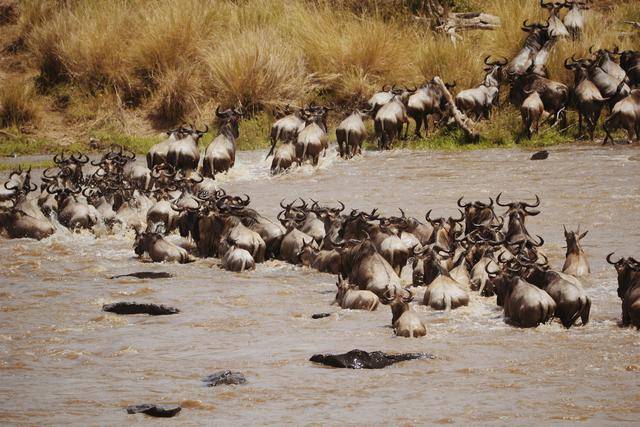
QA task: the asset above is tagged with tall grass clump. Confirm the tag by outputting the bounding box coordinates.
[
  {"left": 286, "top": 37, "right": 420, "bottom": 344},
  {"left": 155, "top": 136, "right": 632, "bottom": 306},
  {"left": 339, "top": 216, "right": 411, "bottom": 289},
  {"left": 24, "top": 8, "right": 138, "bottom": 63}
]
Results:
[
  {"left": 4, "top": 0, "right": 636, "bottom": 147},
  {"left": 0, "top": 78, "right": 40, "bottom": 128},
  {"left": 203, "top": 29, "right": 314, "bottom": 111},
  {"left": 149, "top": 66, "right": 203, "bottom": 126}
]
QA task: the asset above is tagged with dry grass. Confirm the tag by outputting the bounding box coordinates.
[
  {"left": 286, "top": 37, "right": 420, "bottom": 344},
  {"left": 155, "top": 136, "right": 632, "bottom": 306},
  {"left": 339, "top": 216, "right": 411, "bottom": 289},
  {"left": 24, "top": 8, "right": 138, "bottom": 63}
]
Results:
[
  {"left": 1, "top": 0, "right": 636, "bottom": 139},
  {"left": 0, "top": 78, "right": 40, "bottom": 128},
  {"left": 203, "top": 29, "right": 314, "bottom": 111}
]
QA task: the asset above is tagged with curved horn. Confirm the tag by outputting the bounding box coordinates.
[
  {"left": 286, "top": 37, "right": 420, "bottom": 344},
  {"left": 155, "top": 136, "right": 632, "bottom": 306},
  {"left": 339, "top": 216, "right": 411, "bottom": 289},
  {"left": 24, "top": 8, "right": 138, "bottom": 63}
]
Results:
[
  {"left": 457, "top": 196, "right": 469, "bottom": 208},
  {"left": 451, "top": 209, "right": 464, "bottom": 223},
  {"left": 334, "top": 200, "right": 345, "bottom": 213},
  {"left": 606, "top": 252, "right": 619, "bottom": 265},
  {"left": 523, "top": 194, "right": 540, "bottom": 208},
  {"left": 531, "top": 234, "right": 544, "bottom": 247},
  {"left": 3, "top": 181, "right": 18, "bottom": 191},
  {"left": 564, "top": 57, "right": 575, "bottom": 69},
  {"left": 496, "top": 192, "right": 508, "bottom": 207},
  {"left": 425, "top": 209, "right": 433, "bottom": 223}
]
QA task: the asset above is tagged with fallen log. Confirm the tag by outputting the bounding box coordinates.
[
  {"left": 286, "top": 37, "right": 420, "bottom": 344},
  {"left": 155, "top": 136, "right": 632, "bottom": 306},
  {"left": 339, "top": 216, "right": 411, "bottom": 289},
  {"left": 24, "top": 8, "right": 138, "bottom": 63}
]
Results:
[
  {"left": 414, "top": 11, "right": 501, "bottom": 44},
  {"left": 431, "top": 76, "right": 479, "bottom": 142}
]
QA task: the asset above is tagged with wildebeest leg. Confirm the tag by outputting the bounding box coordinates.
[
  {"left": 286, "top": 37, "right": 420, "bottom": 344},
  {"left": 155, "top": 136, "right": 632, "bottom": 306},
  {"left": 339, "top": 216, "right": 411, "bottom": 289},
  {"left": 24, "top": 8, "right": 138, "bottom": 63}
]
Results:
[
  {"left": 423, "top": 113, "right": 429, "bottom": 135},
  {"left": 414, "top": 115, "right": 423, "bottom": 139},
  {"left": 577, "top": 111, "right": 583, "bottom": 139},
  {"left": 397, "top": 122, "right": 405, "bottom": 146},
  {"left": 588, "top": 111, "right": 599, "bottom": 141},
  {"left": 559, "top": 108, "right": 568, "bottom": 131},
  {"left": 625, "top": 124, "right": 635, "bottom": 144}
]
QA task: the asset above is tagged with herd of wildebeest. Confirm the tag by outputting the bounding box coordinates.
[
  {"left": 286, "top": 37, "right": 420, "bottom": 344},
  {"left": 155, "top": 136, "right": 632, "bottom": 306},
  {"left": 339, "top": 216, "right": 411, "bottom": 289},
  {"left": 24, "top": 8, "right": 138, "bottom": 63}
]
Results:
[
  {"left": 0, "top": 0, "right": 639, "bottom": 336},
  {"left": 0, "top": 144, "right": 638, "bottom": 334}
]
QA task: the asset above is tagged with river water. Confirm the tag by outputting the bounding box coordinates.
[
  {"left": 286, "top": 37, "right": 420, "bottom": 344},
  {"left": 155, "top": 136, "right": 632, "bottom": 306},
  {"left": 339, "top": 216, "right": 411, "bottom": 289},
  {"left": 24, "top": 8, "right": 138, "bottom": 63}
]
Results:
[{"left": 1, "top": 145, "right": 639, "bottom": 425}]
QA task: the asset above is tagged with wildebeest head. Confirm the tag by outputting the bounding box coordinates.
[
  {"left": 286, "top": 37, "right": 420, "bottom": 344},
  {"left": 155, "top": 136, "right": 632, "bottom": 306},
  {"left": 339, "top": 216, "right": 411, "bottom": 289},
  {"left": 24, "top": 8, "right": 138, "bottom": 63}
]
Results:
[
  {"left": 497, "top": 193, "right": 541, "bottom": 217},
  {"left": 5, "top": 165, "right": 36, "bottom": 195},
  {"left": 563, "top": 225, "right": 588, "bottom": 255},
  {"left": 457, "top": 196, "right": 499, "bottom": 234},
  {"left": 340, "top": 208, "right": 379, "bottom": 240},
  {"left": 487, "top": 257, "right": 524, "bottom": 306},
  {"left": 483, "top": 55, "right": 508, "bottom": 85},
  {"left": 380, "top": 285, "right": 414, "bottom": 324},
  {"left": 297, "top": 238, "right": 319, "bottom": 267},
  {"left": 606, "top": 253, "right": 640, "bottom": 299},
  {"left": 216, "top": 106, "right": 243, "bottom": 139}
]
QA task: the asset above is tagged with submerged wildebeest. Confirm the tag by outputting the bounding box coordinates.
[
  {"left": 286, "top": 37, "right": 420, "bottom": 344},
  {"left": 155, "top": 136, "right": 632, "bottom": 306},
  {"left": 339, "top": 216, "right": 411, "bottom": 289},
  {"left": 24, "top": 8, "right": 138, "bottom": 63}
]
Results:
[{"left": 607, "top": 253, "right": 640, "bottom": 328}]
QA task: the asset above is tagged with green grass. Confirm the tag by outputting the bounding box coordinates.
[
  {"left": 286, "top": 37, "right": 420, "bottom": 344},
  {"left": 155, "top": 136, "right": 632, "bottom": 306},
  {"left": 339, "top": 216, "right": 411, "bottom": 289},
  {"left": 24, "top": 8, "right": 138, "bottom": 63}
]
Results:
[
  {"left": 236, "top": 112, "right": 272, "bottom": 150},
  {"left": 0, "top": 107, "right": 592, "bottom": 161},
  {"left": 88, "top": 127, "right": 162, "bottom": 153},
  {"left": 0, "top": 159, "right": 54, "bottom": 172}
]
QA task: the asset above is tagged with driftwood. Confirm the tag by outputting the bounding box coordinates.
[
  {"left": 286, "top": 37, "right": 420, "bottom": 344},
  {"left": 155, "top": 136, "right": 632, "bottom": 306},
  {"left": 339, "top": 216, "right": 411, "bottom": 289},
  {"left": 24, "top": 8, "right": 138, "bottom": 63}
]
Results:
[
  {"left": 414, "top": 11, "right": 501, "bottom": 44},
  {"left": 624, "top": 21, "right": 640, "bottom": 30},
  {"left": 432, "top": 76, "right": 479, "bottom": 142}
]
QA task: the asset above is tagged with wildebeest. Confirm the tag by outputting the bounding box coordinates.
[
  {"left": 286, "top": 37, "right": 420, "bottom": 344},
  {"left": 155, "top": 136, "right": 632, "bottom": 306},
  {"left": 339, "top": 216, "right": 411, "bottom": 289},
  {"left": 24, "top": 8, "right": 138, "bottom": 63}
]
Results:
[
  {"left": 540, "top": 0, "right": 569, "bottom": 38},
  {"left": 423, "top": 264, "right": 470, "bottom": 311},
  {"left": 564, "top": 56, "right": 610, "bottom": 140},
  {"left": 147, "top": 127, "right": 186, "bottom": 169},
  {"left": 620, "top": 50, "right": 640, "bottom": 87},
  {"left": 455, "top": 56, "right": 506, "bottom": 121},
  {"left": 509, "top": 67, "right": 569, "bottom": 128},
  {"left": 134, "top": 226, "right": 195, "bottom": 263},
  {"left": 562, "top": 225, "right": 590, "bottom": 276},
  {"left": 270, "top": 137, "right": 297, "bottom": 175},
  {"left": 522, "top": 257, "right": 590, "bottom": 328},
  {"left": 333, "top": 276, "right": 379, "bottom": 311},
  {"left": 295, "top": 109, "right": 329, "bottom": 166},
  {"left": 336, "top": 238, "right": 402, "bottom": 297},
  {"left": 335, "top": 109, "right": 370, "bottom": 158},
  {"left": 203, "top": 107, "right": 242, "bottom": 177},
  {"left": 375, "top": 87, "right": 415, "bottom": 148},
  {"left": 506, "top": 20, "right": 550, "bottom": 77},
  {"left": 563, "top": 0, "right": 589, "bottom": 39},
  {"left": 607, "top": 253, "right": 640, "bottom": 328},
  {"left": 406, "top": 82, "right": 453, "bottom": 138},
  {"left": 267, "top": 106, "right": 305, "bottom": 159},
  {"left": 298, "top": 239, "right": 341, "bottom": 274},
  {"left": 380, "top": 286, "right": 426, "bottom": 338},
  {"left": 221, "top": 238, "right": 256, "bottom": 272},
  {"left": 520, "top": 89, "right": 545, "bottom": 138},
  {"left": 0, "top": 184, "right": 54, "bottom": 240},
  {"left": 489, "top": 261, "right": 556, "bottom": 327},
  {"left": 602, "top": 89, "right": 640, "bottom": 144},
  {"left": 367, "top": 85, "right": 395, "bottom": 116},
  {"left": 166, "top": 125, "right": 207, "bottom": 172}
]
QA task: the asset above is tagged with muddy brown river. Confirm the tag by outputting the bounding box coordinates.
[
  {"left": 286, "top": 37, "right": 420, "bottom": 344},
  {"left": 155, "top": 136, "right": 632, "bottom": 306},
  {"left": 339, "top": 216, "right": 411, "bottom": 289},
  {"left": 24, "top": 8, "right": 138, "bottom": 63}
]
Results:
[{"left": 1, "top": 145, "right": 639, "bottom": 425}]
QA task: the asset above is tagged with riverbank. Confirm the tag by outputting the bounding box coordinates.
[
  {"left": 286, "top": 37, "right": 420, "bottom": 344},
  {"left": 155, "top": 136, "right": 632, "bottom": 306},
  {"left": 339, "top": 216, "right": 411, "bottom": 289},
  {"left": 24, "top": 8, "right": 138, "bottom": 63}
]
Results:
[
  {"left": 0, "top": 106, "right": 595, "bottom": 166},
  {"left": 0, "top": 0, "right": 637, "bottom": 162}
]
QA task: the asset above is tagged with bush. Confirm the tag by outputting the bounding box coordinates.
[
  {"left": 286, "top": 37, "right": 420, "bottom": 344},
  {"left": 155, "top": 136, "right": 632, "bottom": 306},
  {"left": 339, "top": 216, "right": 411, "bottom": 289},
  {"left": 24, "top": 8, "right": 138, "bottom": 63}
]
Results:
[{"left": 0, "top": 78, "right": 40, "bottom": 128}]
